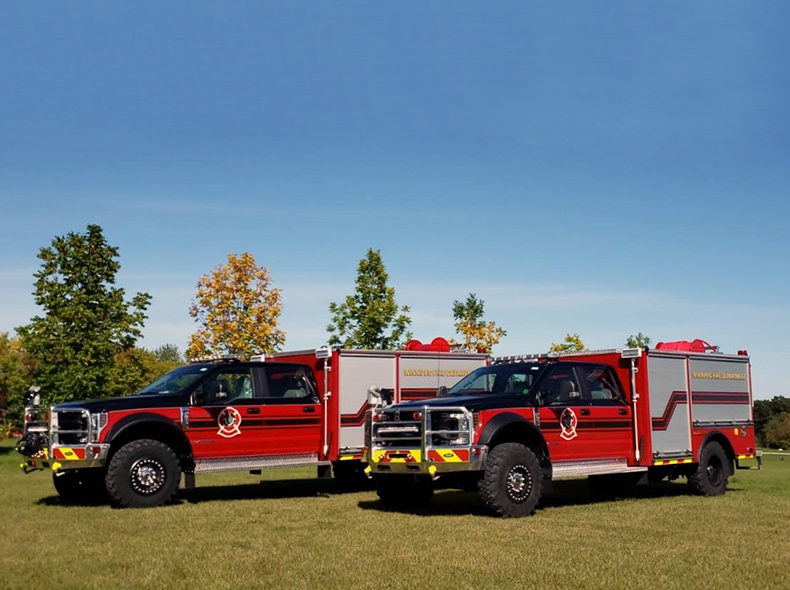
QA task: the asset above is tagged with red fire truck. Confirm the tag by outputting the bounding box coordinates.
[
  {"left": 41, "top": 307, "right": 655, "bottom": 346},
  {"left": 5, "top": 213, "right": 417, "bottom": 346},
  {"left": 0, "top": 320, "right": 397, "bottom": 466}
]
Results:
[
  {"left": 364, "top": 342, "right": 760, "bottom": 517},
  {"left": 17, "top": 339, "right": 487, "bottom": 508}
]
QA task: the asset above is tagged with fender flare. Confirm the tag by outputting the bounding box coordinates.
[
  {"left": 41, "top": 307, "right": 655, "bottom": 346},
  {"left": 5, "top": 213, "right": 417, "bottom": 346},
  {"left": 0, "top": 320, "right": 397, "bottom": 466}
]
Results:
[{"left": 104, "top": 413, "right": 192, "bottom": 456}]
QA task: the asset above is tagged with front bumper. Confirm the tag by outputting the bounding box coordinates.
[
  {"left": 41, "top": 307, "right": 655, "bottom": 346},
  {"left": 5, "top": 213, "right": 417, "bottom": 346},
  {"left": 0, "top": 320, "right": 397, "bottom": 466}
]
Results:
[
  {"left": 19, "top": 444, "right": 110, "bottom": 473},
  {"left": 366, "top": 446, "right": 488, "bottom": 476}
]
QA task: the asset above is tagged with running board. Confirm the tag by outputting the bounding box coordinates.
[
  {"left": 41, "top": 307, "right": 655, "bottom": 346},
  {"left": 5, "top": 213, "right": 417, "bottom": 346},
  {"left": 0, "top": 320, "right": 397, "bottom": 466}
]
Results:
[
  {"left": 194, "top": 453, "right": 322, "bottom": 474},
  {"left": 552, "top": 458, "right": 647, "bottom": 479}
]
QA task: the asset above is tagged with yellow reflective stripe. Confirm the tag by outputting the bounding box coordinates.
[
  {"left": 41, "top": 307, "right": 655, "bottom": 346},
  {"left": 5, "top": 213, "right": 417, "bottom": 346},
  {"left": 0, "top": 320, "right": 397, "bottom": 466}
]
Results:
[
  {"left": 372, "top": 450, "right": 422, "bottom": 463},
  {"left": 59, "top": 447, "right": 79, "bottom": 460},
  {"left": 653, "top": 458, "right": 693, "bottom": 466},
  {"left": 339, "top": 455, "right": 356, "bottom": 461},
  {"left": 434, "top": 449, "right": 464, "bottom": 462}
]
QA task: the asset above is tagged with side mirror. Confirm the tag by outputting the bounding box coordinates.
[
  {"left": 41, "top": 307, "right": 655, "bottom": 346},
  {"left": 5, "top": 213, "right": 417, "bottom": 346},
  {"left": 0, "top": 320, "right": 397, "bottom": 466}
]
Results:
[{"left": 436, "top": 386, "right": 448, "bottom": 397}]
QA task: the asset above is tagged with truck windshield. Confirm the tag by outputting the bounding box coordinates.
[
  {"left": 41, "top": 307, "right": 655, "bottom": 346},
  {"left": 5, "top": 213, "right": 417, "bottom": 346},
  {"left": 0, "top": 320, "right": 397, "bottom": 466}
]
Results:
[
  {"left": 447, "top": 363, "right": 543, "bottom": 396},
  {"left": 135, "top": 365, "right": 212, "bottom": 395}
]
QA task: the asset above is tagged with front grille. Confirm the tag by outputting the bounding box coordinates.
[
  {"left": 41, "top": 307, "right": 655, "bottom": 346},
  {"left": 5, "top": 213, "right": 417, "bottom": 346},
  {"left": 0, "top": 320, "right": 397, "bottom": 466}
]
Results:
[
  {"left": 53, "top": 410, "right": 90, "bottom": 445},
  {"left": 370, "top": 406, "right": 472, "bottom": 449}
]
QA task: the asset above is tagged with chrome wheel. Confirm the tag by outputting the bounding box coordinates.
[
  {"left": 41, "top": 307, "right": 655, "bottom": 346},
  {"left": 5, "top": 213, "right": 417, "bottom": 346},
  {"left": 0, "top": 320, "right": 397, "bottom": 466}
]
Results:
[
  {"left": 506, "top": 464, "right": 532, "bottom": 504},
  {"left": 130, "top": 458, "right": 166, "bottom": 496}
]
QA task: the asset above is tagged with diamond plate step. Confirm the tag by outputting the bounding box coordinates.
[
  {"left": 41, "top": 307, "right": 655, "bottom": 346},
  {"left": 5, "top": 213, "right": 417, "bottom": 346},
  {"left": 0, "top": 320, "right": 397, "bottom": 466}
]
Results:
[
  {"left": 195, "top": 453, "right": 322, "bottom": 474},
  {"left": 552, "top": 458, "right": 647, "bottom": 479}
]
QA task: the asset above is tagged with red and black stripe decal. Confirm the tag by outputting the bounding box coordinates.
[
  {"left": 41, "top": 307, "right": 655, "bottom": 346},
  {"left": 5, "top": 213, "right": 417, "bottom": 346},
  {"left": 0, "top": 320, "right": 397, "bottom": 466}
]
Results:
[
  {"left": 691, "top": 391, "right": 750, "bottom": 404},
  {"left": 341, "top": 402, "right": 371, "bottom": 427},
  {"left": 190, "top": 418, "right": 320, "bottom": 429},
  {"left": 652, "top": 390, "right": 688, "bottom": 431}
]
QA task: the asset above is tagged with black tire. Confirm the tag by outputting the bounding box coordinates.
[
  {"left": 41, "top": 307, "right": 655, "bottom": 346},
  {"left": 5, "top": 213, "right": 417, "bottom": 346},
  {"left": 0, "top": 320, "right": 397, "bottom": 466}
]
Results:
[
  {"left": 687, "top": 441, "right": 730, "bottom": 496},
  {"left": 375, "top": 476, "right": 434, "bottom": 510},
  {"left": 106, "top": 439, "right": 181, "bottom": 508},
  {"left": 479, "top": 443, "right": 542, "bottom": 517},
  {"left": 53, "top": 469, "right": 108, "bottom": 504}
]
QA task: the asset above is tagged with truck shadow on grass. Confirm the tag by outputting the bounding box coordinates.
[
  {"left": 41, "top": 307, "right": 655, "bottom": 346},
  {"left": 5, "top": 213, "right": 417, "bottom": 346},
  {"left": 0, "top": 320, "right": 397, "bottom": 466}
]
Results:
[
  {"left": 35, "top": 478, "right": 375, "bottom": 508},
  {"left": 357, "top": 479, "right": 741, "bottom": 517},
  {"left": 179, "top": 478, "right": 373, "bottom": 505}
]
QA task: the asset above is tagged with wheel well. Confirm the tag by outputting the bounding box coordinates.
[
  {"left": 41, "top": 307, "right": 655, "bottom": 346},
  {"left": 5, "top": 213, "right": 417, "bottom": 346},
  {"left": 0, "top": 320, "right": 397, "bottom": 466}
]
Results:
[
  {"left": 108, "top": 422, "right": 193, "bottom": 469},
  {"left": 488, "top": 422, "right": 549, "bottom": 466}
]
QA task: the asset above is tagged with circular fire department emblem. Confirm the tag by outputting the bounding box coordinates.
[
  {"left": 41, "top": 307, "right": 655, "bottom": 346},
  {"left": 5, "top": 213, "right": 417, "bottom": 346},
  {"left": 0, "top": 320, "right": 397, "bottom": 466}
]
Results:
[
  {"left": 217, "top": 407, "right": 242, "bottom": 438},
  {"left": 559, "top": 408, "right": 578, "bottom": 441}
]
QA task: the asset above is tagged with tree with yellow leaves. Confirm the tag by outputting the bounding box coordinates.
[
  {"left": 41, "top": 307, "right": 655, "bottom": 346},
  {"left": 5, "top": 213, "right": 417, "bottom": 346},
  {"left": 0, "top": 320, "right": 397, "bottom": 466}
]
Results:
[
  {"left": 549, "top": 333, "right": 587, "bottom": 353},
  {"left": 452, "top": 293, "right": 506, "bottom": 353},
  {"left": 186, "top": 253, "right": 285, "bottom": 359}
]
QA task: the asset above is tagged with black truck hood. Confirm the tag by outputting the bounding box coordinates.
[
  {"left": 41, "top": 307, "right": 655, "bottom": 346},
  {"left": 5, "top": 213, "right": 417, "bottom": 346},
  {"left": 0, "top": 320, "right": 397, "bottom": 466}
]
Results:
[
  {"left": 54, "top": 394, "right": 185, "bottom": 413},
  {"left": 392, "top": 394, "right": 532, "bottom": 413}
]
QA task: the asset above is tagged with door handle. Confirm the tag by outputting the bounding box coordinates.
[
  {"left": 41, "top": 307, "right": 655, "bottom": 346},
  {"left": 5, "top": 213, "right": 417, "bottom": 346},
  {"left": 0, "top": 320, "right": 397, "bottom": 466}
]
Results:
[
  {"left": 619, "top": 409, "right": 627, "bottom": 415},
  {"left": 580, "top": 409, "right": 590, "bottom": 416},
  {"left": 246, "top": 408, "right": 261, "bottom": 415},
  {"left": 303, "top": 406, "right": 316, "bottom": 413}
]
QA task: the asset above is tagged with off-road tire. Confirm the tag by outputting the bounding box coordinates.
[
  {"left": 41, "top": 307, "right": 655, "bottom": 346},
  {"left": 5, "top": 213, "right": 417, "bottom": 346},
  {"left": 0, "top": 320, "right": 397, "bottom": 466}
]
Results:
[
  {"left": 53, "top": 469, "right": 108, "bottom": 504},
  {"left": 106, "top": 439, "right": 181, "bottom": 508},
  {"left": 375, "top": 476, "right": 434, "bottom": 510},
  {"left": 687, "top": 441, "right": 730, "bottom": 496},
  {"left": 479, "top": 443, "right": 542, "bottom": 517}
]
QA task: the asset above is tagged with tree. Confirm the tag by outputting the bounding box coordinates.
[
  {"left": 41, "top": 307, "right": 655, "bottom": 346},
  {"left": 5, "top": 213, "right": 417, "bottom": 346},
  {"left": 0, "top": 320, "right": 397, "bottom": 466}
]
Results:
[
  {"left": 0, "top": 332, "right": 34, "bottom": 435},
  {"left": 17, "top": 225, "right": 151, "bottom": 404},
  {"left": 549, "top": 333, "right": 587, "bottom": 353},
  {"left": 187, "top": 253, "right": 285, "bottom": 359},
  {"left": 104, "top": 347, "right": 183, "bottom": 398},
  {"left": 753, "top": 396, "right": 790, "bottom": 445},
  {"left": 452, "top": 293, "right": 506, "bottom": 353},
  {"left": 763, "top": 412, "right": 790, "bottom": 449},
  {"left": 625, "top": 332, "right": 652, "bottom": 348},
  {"left": 153, "top": 344, "right": 183, "bottom": 364},
  {"left": 327, "top": 249, "right": 412, "bottom": 349}
]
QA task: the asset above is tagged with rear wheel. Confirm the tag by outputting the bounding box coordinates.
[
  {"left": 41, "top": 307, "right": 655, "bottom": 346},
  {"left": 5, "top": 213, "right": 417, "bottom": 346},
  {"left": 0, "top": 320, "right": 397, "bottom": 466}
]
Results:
[
  {"left": 687, "top": 441, "right": 730, "bottom": 496},
  {"left": 479, "top": 443, "right": 542, "bottom": 517},
  {"left": 106, "top": 439, "right": 181, "bottom": 508},
  {"left": 375, "top": 476, "right": 434, "bottom": 510}
]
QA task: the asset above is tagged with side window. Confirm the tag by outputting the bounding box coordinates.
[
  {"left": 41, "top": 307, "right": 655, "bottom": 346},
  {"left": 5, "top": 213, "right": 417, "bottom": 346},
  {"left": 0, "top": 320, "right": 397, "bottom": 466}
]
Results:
[
  {"left": 265, "top": 366, "right": 315, "bottom": 401},
  {"left": 503, "top": 373, "right": 530, "bottom": 394},
  {"left": 535, "top": 366, "right": 583, "bottom": 406},
  {"left": 579, "top": 365, "right": 623, "bottom": 404},
  {"left": 204, "top": 367, "right": 255, "bottom": 404}
]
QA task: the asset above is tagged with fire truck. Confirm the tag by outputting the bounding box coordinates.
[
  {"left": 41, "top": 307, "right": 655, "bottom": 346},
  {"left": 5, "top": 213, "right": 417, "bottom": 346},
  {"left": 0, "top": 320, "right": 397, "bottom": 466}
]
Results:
[
  {"left": 364, "top": 341, "right": 760, "bottom": 517},
  {"left": 16, "top": 339, "right": 486, "bottom": 508}
]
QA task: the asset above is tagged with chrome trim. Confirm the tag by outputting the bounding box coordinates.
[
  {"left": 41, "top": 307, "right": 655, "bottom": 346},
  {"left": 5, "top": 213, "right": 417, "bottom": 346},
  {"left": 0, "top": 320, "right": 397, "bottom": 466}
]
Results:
[{"left": 180, "top": 407, "right": 190, "bottom": 430}]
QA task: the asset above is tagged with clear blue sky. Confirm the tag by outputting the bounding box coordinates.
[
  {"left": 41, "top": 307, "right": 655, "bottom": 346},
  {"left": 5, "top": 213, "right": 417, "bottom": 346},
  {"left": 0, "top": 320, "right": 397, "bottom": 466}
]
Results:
[{"left": 1, "top": 1, "right": 788, "bottom": 398}]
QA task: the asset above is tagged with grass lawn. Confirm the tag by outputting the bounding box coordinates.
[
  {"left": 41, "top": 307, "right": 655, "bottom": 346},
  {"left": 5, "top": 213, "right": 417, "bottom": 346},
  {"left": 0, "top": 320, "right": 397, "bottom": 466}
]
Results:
[{"left": 1, "top": 438, "right": 788, "bottom": 590}]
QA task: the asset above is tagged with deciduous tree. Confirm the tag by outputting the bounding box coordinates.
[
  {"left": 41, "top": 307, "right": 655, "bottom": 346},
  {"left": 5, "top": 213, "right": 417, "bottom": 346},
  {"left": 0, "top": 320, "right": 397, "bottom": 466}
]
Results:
[
  {"left": 625, "top": 332, "right": 652, "bottom": 348},
  {"left": 327, "top": 249, "right": 412, "bottom": 349},
  {"left": 452, "top": 293, "right": 506, "bottom": 353},
  {"left": 187, "top": 253, "right": 285, "bottom": 359},
  {"left": 549, "top": 333, "right": 587, "bottom": 353},
  {"left": 17, "top": 225, "right": 151, "bottom": 404},
  {"left": 0, "top": 332, "right": 34, "bottom": 435},
  {"left": 763, "top": 412, "right": 790, "bottom": 449}
]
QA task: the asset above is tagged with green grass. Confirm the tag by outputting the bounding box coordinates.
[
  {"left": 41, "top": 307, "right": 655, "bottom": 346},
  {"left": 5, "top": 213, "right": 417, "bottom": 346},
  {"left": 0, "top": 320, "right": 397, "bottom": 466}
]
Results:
[{"left": 1, "top": 439, "right": 788, "bottom": 590}]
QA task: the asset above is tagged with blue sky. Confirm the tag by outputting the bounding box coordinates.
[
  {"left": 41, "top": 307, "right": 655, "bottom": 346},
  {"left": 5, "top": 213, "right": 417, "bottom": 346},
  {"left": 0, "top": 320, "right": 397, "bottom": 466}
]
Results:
[{"left": 1, "top": 1, "right": 788, "bottom": 399}]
